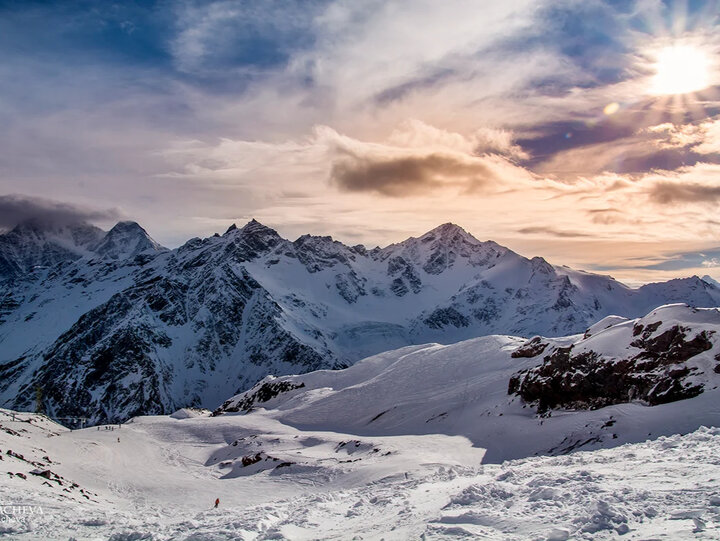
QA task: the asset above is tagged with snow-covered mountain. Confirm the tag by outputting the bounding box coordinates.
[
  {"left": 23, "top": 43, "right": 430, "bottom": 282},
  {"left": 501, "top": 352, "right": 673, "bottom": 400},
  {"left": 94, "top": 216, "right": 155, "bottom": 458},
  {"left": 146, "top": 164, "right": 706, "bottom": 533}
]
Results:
[
  {"left": 92, "top": 221, "right": 166, "bottom": 260},
  {"left": 2, "top": 218, "right": 720, "bottom": 423},
  {"left": 0, "top": 219, "right": 105, "bottom": 280}
]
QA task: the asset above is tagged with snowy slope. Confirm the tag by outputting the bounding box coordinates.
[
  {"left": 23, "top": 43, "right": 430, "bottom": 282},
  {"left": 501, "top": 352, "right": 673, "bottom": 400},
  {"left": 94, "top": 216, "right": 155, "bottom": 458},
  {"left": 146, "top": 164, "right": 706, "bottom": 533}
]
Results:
[
  {"left": 2, "top": 219, "right": 720, "bottom": 423},
  {"left": 1, "top": 412, "right": 719, "bottom": 539},
  {"left": 1, "top": 305, "right": 719, "bottom": 539},
  {"left": 215, "top": 304, "right": 720, "bottom": 463}
]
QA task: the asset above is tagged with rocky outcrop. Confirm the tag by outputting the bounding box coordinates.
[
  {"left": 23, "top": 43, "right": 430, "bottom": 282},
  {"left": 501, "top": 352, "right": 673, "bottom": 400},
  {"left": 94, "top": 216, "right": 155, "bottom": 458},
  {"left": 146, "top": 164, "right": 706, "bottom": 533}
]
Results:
[
  {"left": 510, "top": 336, "right": 548, "bottom": 358},
  {"left": 509, "top": 318, "right": 714, "bottom": 413},
  {"left": 213, "top": 380, "right": 306, "bottom": 415}
]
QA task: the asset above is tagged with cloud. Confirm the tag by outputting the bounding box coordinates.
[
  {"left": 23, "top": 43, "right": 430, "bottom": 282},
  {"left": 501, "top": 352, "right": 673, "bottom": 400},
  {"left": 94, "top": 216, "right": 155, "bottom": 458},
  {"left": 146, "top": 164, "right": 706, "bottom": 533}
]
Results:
[
  {"left": 329, "top": 150, "right": 497, "bottom": 196},
  {"left": 640, "top": 248, "right": 720, "bottom": 272},
  {"left": 587, "top": 208, "right": 624, "bottom": 224},
  {"left": 645, "top": 122, "right": 704, "bottom": 149},
  {"left": 525, "top": 106, "right": 720, "bottom": 178},
  {"left": 321, "top": 125, "right": 533, "bottom": 196},
  {"left": 645, "top": 116, "right": 720, "bottom": 155},
  {"left": 385, "top": 119, "right": 529, "bottom": 160},
  {"left": 516, "top": 226, "right": 593, "bottom": 238},
  {"left": 532, "top": 136, "right": 695, "bottom": 177},
  {"left": 0, "top": 194, "right": 119, "bottom": 230},
  {"left": 692, "top": 118, "right": 720, "bottom": 155},
  {"left": 647, "top": 180, "right": 720, "bottom": 204},
  {"left": 169, "top": 0, "right": 322, "bottom": 75}
]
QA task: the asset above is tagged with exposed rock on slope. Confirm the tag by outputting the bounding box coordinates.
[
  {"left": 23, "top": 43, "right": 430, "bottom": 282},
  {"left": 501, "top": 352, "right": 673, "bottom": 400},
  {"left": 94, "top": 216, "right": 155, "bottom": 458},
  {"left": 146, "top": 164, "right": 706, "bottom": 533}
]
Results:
[{"left": 509, "top": 305, "right": 717, "bottom": 412}]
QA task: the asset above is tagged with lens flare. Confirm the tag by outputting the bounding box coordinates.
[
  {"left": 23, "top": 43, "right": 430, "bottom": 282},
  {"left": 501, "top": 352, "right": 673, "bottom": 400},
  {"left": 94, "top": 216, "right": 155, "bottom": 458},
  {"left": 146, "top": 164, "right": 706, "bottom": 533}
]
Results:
[{"left": 603, "top": 102, "right": 620, "bottom": 115}]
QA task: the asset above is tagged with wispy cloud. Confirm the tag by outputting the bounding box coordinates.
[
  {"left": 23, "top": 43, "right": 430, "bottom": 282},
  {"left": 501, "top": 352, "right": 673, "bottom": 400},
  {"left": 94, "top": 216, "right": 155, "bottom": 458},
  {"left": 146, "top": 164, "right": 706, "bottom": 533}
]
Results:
[{"left": 516, "top": 226, "right": 594, "bottom": 238}]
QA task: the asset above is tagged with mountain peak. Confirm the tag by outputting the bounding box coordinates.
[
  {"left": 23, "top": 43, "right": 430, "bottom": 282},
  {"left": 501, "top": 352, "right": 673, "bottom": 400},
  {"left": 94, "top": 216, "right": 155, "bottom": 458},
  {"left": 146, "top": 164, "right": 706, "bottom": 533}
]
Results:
[
  {"left": 420, "top": 223, "right": 475, "bottom": 241},
  {"left": 433, "top": 222, "right": 467, "bottom": 234},
  {"left": 223, "top": 219, "right": 274, "bottom": 236},
  {"left": 93, "top": 221, "right": 165, "bottom": 260},
  {"left": 240, "top": 219, "right": 280, "bottom": 238},
  {"left": 415, "top": 223, "right": 485, "bottom": 249},
  {"left": 111, "top": 220, "right": 143, "bottom": 230},
  {"left": 218, "top": 219, "right": 284, "bottom": 260}
]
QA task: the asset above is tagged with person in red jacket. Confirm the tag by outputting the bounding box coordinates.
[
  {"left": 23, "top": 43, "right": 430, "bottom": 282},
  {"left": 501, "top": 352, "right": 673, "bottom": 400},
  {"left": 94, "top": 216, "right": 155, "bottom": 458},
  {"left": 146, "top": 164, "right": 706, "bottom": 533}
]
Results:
[{"left": 214, "top": 498, "right": 220, "bottom": 508}]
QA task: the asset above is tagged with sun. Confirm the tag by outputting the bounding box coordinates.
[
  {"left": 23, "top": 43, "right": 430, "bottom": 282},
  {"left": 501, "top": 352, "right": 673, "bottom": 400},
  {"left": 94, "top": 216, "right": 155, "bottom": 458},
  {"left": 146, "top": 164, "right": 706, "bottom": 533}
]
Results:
[{"left": 650, "top": 45, "right": 710, "bottom": 95}]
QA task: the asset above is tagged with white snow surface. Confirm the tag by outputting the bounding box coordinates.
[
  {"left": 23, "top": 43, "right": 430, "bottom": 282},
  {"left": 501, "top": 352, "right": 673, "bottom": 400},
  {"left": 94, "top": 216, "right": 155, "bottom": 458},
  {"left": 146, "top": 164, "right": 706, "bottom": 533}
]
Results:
[
  {"left": 1, "top": 411, "right": 719, "bottom": 540},
  {"left": 1, "top": 303, "right": 719, "bottom": 539}
]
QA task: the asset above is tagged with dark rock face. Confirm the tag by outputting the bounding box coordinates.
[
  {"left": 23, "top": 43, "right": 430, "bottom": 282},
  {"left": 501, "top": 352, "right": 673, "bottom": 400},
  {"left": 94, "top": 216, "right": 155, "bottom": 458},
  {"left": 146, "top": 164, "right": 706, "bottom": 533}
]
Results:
[
  {"left": 0, "top": 221, "right": 105, "bottom": 282},
  {"left": 213, "top": 380, "right": 306, "bottom": 415},
  {"left": 511, "top": 337, "right": 548, "bottom": 358},
  {"left": 630, "top": 324, "right": 712, "bottom": 364},
  {"left": 509, "top": 325, "right": 712, "bottom": 413},
  {"left": 334, "top": 271, "right": 367, "bottom": 304},
  {"left": 292, "top": 235, "right": 354, "bottom": 273},
  {"left": 386, "top": 256, "right": 423, "bottom": 295},
  {"left": 390, "top": 277, "right": 409, "bottom": 297},
  {"left": 423, "top": 307, "right": 470, "bottom": 330}
]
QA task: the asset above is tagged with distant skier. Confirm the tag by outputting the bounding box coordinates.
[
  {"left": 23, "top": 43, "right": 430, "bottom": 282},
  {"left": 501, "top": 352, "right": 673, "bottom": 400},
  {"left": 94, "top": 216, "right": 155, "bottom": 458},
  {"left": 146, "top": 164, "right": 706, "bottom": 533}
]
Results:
[{"left": 214, "top": 498, "right": 220, "bottom": 508}]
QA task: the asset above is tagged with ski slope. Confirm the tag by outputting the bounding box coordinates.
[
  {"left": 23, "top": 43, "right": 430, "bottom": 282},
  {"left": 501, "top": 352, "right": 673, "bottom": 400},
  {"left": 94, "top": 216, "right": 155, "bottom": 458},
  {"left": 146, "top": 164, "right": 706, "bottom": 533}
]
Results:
[{"left": 1, "top": 410, "right": 719, "bottom": 540}]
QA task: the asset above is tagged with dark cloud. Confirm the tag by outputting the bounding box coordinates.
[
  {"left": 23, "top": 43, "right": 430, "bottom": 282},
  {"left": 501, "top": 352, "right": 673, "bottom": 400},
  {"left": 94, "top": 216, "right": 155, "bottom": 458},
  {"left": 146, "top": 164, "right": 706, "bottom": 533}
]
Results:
[
  {"left": 516, "top": 226, "right": 593, "bottom": 238},
  {"left": 518, "top": 97, "right": 720, "bottom": 176},
  {"left": 0, "top": 194, "right": 119, "bottom": 229},
  {"left": 636, "top": 249, "right": 720, "bottom": 272},
  {"left": 648, "top": 182, "right": 720, "bottom": 205},
  {"left": 329, "top": 148, "right": 500, "bottom": 197}
]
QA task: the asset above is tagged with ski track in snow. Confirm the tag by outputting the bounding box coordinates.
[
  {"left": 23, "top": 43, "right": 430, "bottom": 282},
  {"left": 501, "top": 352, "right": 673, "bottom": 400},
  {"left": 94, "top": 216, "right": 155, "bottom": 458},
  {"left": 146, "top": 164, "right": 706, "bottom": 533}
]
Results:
[{"left": 1, "top": 408, "right": 719, "bottom": 540}]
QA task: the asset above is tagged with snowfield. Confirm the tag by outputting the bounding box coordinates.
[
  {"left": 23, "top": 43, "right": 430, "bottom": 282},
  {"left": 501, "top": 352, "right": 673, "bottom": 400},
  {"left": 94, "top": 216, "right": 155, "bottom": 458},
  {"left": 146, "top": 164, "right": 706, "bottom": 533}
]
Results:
[
  {"left": 1, "top": 411, "right": 719, "bottom": 540},
  {"left": 1, "top": 303, "right": 720, "bottom": 539}
]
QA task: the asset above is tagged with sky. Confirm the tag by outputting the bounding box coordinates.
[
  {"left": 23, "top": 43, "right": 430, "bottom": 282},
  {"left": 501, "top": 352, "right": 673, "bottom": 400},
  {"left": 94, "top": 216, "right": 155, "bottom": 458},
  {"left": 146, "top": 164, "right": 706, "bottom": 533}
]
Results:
[{"left": 1, "top": 0, "right": 720, "bottom": 284}]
